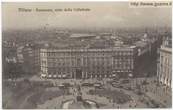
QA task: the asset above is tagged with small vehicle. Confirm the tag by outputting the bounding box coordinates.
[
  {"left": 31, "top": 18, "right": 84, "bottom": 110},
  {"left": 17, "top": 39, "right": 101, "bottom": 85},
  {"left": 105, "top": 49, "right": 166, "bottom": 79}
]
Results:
[
  {"left": 95, "top": 86, "right": 104, "bottom": 89},
  {"left": 111, "top": 80, "right": 120, "bottom": 85},
  {"left": 62, "top": 83, "right": 72, "bottom": 87},
  {"left": 112, "top": 84, "right": 123, "bottom": 88},
  {"left": 111, "top": 84, "right": 119, "bottom": 87},
  {"left": 58, "top": 84, "right": 66, "bottom": 89},
  {"left": 81, "top": 83, "right": 94, "bottom": 87},
  {"left": 94, "top": 83, "right": 102, "bottom": 87},
  {"left": 121, "top": 79, "right": 129, "bottom": 84},
  {"left": 123, "top": 86, "right": 132, "bottom": 90}
]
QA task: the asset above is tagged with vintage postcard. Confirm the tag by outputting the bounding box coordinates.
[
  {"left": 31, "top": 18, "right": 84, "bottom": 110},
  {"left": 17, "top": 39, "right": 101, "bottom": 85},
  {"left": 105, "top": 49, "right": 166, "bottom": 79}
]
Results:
[{"left": 2, "top": 1, "right": 172, "bottom": 109}]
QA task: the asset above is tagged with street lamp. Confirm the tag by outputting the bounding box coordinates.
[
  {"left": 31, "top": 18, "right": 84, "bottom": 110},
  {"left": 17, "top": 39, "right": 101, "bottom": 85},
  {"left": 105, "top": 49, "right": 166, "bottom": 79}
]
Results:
[{"left": 128, "top": 73, "right": 133, "bottom": 89}]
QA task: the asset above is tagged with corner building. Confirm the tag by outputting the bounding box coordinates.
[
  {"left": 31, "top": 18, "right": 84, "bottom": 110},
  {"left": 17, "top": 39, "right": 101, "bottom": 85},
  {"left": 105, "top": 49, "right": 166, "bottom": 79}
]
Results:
[
  {"left": 158, "top": 36, "right": 172, "bottom": 87},
  {"left": 40, "top": 46, "right": 138, "bottom": 79}
]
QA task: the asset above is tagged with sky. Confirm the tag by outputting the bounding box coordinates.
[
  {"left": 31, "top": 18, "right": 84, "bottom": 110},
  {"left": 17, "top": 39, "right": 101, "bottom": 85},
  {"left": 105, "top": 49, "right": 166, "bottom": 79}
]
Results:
[{"left": 2, "top": 2, "right": 172, "bottom": 30}]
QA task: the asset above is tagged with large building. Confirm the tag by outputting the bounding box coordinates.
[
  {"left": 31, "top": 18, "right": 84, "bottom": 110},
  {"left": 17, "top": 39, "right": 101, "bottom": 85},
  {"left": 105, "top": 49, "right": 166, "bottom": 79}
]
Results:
[
  {"left": 157, "top": 35, "right": 172, "bottom": 87},
  {"left": 39, "top": 32, "right": 162, "bottom": 79},
  {"left": 40, "top": 46, "right": 138, "bottom": 79}
]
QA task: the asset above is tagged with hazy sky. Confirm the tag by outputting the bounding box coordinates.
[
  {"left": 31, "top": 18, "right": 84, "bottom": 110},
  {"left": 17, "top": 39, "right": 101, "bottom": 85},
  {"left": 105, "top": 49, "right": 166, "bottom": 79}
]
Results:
[{"left": 2, "top": 2, "right": 172, "bottom": 30}]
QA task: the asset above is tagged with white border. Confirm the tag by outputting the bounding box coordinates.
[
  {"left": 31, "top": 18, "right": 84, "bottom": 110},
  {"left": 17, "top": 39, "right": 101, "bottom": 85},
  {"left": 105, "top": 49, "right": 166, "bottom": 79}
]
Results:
[
  {"left": 0, "top": 0, "right": 172, "bottom": 110},
  {"left": 0, "top": 1, "right": 2, "bottom": 109},
  {"left": 2, "top": 0, "right": 129, "bottom": 2},
  {"left": 1, "top": 0, "right": 172, "bottom": 2}
]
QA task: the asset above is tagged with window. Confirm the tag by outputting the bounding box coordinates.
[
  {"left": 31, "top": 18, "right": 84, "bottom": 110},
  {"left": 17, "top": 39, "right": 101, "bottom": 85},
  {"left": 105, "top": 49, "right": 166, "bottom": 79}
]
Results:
[
  {"left": 41, "top": 61, "right": 47, "bottom": 66},
  {"left": 52, "top": 52, "right": 56, "bottom": 57}
]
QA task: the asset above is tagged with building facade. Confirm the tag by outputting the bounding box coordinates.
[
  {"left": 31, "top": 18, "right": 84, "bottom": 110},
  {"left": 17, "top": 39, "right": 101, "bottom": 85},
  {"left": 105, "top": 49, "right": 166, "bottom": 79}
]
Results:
[
  {"left": 40, "top": 46, "right": 138, "bottom": 79},
  {"left": 157, "top": 36, "right": 172, "bottom": 87}
]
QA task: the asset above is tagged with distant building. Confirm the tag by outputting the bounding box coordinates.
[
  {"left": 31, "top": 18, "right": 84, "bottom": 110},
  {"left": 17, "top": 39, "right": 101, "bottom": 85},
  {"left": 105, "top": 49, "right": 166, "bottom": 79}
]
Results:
[
  {"left": 18, "top": 43, "right": 41, "bottom": 75},
  {"left": 70, "top": 34, "right": 96, "bottom": 41},
  {"left": 157, "top": 36, "right": 172, "bottom": 87},
  {"left": 132, "top": 33, "right": 162, "bottom": 77},
  {"left": 99, "top": 33, "right": 112, "bottom": 40},
  {"left": 2, "top": 42, "right": 22, "bottom": 79},
  {"left": 5, "top": 57, "right": 17, "bottom": 63},
  {"left": 17, "top": 46, "right": 24, "bottom": 63},
  {"left": 135, "top": 41, "right": 150, "bottom": 56},
  {"left": 33, "top": 45, "right": 41, "bottom": 74},
  {"left": 22, "top": 44, "right": 35, "bottom": 74}
]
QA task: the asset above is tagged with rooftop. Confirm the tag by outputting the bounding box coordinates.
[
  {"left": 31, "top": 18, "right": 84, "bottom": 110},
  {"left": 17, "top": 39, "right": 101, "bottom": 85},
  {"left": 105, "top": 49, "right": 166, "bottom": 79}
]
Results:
[
  {"left": 30, "top": 32, "right": 158, "bottom": 50},
  {"left": 134, "top": 41, "right": 148, "bottom": 48},
  {"left": 70, "top": 33, "right": 96, "bottom": 38}
]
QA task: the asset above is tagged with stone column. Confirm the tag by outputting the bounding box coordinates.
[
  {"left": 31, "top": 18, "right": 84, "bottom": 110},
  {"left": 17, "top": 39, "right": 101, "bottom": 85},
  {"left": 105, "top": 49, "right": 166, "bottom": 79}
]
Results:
[{"left": 82, "top": 71, "right": 84, "bottom": 79}]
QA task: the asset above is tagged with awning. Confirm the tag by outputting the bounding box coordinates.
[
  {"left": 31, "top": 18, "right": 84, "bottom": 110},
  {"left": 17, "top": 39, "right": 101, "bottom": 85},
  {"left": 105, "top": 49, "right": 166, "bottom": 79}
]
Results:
[
  {"left": 94, "top": 84, "right": 101, "bottom": 87},
  {"left": 48, "top": 75, "right": 52, "bottom": 77},
  {"left": 53, "top": 75, "right": 57, "bottom": 78},
  {"left": 112, "top": 74, "right": 116, "bottom": 76},
  {"left": 41, "top": 74, "right": 46, "bottom": 77},
  {"left": 58, "top": 84, "right": 64, "bottom": 87}
]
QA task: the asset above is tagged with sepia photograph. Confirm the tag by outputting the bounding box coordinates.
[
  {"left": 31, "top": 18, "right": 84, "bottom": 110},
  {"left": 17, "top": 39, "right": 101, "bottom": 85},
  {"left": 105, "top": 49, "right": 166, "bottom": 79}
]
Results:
[{"left": 2, "top": 1, "right": 172, "bottom": 109}]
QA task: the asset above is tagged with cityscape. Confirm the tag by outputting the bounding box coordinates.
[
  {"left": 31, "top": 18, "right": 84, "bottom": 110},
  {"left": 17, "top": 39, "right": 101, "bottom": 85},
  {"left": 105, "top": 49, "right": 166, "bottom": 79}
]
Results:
[{"left": 2, "top": 2, "right": 172, "bottom": 109}]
